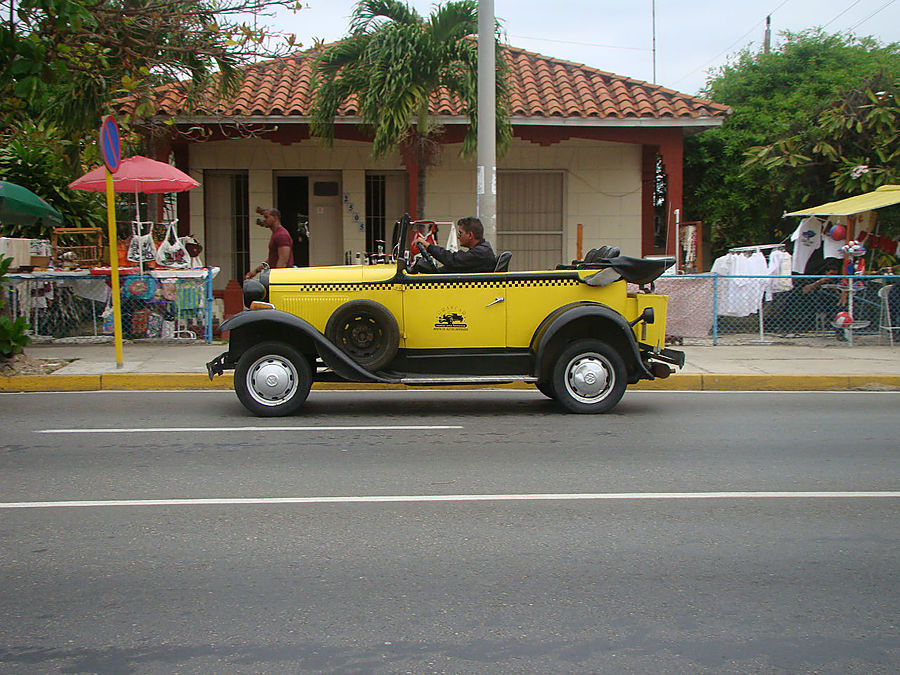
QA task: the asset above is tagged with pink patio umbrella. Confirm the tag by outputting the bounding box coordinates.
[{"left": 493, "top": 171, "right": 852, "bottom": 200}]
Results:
[
  {"left": 68, "top": 155, "right": 199, "bottom": 193},
  {"left": 69, "top": 155, "right": 199, "bottom": 274}
]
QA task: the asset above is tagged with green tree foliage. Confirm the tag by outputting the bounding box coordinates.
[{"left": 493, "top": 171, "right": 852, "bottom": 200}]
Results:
[
  {"left": 310, "top": 0, "right": 512, "bottom": 218},
  {"left": 0, "top": 0, "right": 303, "bottom": 237},
  {"left": 0, "top": 254, "right": 32, "bottom": 357},
  {"left": 0, "top": 121, "right": 106, "bottom": 237},
  {"left": 745, "top": 80, "right": 900, "bottom": 196},
  {"left": 0, "top": 0, "right": 303, "bottom": 136},
  {"left": 684, "top": 30, "right": 900, "bottom": 254}
]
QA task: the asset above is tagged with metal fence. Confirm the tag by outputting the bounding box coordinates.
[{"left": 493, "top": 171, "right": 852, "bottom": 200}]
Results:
[
  {"left": 4, "top": 269, "right": 898, "bottom": 347},
  {"left": 4, "top": 270, "right": 216, "bottom": 344},
  {"left": 640, "top": 274, "right": 900, "bottom": 346}
]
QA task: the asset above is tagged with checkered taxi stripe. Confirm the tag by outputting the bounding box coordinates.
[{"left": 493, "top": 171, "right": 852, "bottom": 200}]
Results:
[
  {"left": 271, "top": 283, "right": 395, "bottom": 293},
  {"left": 270, "top": 275, "right": 581, "bottom": 292}
]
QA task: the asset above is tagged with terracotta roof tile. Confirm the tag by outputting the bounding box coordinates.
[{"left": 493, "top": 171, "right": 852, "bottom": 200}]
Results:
[{"left": 146, "top": 45, "right": 730, "bottom": 123}]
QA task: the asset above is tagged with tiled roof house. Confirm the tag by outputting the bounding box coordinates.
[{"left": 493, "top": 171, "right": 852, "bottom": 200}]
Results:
[{"left": 146, "top": 45, "right": 729, "bottom": 285}]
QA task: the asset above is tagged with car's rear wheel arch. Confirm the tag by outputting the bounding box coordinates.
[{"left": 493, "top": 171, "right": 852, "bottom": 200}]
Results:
[{"left": 535, "top": 311, "right": 638, "bottom": 381}]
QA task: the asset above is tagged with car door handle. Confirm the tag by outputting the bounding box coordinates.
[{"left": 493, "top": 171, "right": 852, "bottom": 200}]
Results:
[{"left": 486, "top": 297, "right": 504, "bottom": 307}]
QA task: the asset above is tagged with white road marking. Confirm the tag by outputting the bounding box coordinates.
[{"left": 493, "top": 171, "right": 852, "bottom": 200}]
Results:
[
  {"left": 36, "top": 425, "right": 464, "bottom": 434},
  {"left": 2, "top": 492, "right": 898, "bottom": 510}
]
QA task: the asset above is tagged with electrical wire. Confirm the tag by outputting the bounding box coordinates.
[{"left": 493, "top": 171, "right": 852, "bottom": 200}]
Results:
[
  {"left": 508, "top": 34, "right": 651, "bottom": 53},
  {"left": 669, "top": 0, "right": 793, "bottom": 88},
  {"left": 849, "top": 0, "right": 898, "bottom": 31},
  {"left": 822, "top": 0, "right": 865, "bottom": 28}
]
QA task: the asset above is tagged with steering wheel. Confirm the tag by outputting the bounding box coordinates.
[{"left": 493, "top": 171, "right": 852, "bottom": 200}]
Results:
[{"left": 413, "top": 241, "right": 437, "bottom": 273}]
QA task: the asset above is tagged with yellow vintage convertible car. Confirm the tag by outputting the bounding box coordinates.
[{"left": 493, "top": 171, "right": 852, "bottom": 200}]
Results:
[{"left": 207, "top": 214, "right": 684, "bottom": 416}]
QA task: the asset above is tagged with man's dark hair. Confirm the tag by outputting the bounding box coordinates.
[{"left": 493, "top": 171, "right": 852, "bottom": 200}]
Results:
[
  {"left": 457, "top": 216, "right": 484, "bottom": 241},
  {"left": 266, "top": 208, "right": 281, "bottom": 220},
  {"left": 819, "top": 258, "right": 842, "bottom": 274}
]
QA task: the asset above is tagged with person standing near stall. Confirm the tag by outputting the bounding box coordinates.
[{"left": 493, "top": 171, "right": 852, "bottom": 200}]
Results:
[{"left": 246, "top": 208, "right": 294, "bottom": 279}]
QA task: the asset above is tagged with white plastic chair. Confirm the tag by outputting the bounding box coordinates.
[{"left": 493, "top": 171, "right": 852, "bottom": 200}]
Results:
[{"left": 877, "top": 284, "right": 899, "bottom": 346}]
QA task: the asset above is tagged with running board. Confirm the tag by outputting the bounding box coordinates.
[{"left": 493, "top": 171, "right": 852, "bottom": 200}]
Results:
[{"left": 399, "top": 375, "right": 538, "bottom": 386}]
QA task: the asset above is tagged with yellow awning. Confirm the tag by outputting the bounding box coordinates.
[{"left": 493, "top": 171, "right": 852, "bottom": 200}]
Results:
[{"left": 786, "top": 184, "right": 900, "bottom": 216}]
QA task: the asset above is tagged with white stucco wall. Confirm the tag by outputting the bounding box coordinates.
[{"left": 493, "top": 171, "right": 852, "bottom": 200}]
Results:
[{"left": 186, "top": 132, "right": 644, "bottom": 268}]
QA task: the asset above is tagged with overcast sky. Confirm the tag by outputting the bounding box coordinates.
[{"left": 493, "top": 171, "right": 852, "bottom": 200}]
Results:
[{"left": 259, "top": 0, "right": 900, "bottom": 97}]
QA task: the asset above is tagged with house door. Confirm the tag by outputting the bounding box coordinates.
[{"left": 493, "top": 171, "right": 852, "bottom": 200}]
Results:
[
  {"left": 276, "top": 176, "right": 309, "bottom": 267},
  {"left": 497, "top": 171, "right": 564, "bottom": 270},
  {"left": 277, "top": 173, "right": 342, "bottom": 266},
  {"left": 204, "top": 170, "right": 249, "bottom": 289}
]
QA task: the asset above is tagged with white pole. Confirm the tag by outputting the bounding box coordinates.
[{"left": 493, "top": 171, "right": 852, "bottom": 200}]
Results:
[
  {"left": 477, "top": 0, "right": 497, "bottom": 245},
  {"left": 651, "top": 0, "right": 657, "bottom": 83}
]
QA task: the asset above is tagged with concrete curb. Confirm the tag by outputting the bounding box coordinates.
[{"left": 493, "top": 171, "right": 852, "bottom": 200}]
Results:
[{"left": 2, "top": 373, "right": 900, "bottom": 392}]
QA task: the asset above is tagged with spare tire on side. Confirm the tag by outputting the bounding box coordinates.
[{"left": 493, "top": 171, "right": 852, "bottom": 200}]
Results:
[{"left": 325, "top": 299, "right": 400, "bottom": 371}]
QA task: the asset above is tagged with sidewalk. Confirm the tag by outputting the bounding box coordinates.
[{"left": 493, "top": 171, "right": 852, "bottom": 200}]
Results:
[{"left": 2, "top": 340, "right": 900, "bottom": 392}]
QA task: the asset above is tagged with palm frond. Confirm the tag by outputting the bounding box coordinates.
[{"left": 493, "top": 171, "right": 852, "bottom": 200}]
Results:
[
  {"left": 350, "top": 0, "right": 420, "bottom": 34},
  {"left": 427, "top": 0, "right": 477, "bottom": 42},
  {"left": 311, "top": 0, "right": 512, "bottom": 160}
]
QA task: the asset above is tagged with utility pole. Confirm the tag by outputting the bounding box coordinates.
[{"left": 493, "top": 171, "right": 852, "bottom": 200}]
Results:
[
  {"left": 477, "top": 0, "right": 497, "bottom": 244},
  {"left": 652, "top": 0, "right": 656, "bottom": 82},
  {"left": 764, "top": 15, "right": 771, "bottom": 54}
]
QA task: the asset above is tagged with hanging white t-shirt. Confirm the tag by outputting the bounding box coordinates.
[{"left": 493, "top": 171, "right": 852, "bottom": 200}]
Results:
[
  {"left": 767, "top": 248, "right": 793, "bottom": 295},
  {"left": 790, "top": 217, "right": 823, "bottom": 273},
  {"left": 822, "top": 220, "right": 845, "bottom": 259}
]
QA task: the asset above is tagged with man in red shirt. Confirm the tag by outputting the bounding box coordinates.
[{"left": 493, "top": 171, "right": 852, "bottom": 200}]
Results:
[{"left": 245, "top": 208, "right": 294, "bottom": 279}]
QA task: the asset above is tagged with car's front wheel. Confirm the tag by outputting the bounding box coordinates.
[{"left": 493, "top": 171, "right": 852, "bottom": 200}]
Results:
[
  {"left": 551, "top": 339, "right": 627, "bottom": 413},
  {"left": 234, "top": 341, "right": 312, "bottom": 417}
]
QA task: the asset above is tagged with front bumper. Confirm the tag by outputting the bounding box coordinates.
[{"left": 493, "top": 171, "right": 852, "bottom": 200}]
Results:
[{"left": 206, "top": 351, "right": 231, "bottom": 380}]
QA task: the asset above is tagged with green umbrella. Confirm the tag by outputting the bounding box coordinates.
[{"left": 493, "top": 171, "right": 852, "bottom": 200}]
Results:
[{"left": 0, "top": 180, "right": 63, "bottom": 226}]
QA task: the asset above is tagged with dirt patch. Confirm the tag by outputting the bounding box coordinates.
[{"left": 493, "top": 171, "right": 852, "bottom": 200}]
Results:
[{"left": 0, "top": 352, "right": 69, "bottom": 376}]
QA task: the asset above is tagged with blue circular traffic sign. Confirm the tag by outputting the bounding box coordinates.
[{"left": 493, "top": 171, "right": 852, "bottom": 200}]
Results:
[{"left": 100, "top": 115, "right": 121, "bottom": 173}]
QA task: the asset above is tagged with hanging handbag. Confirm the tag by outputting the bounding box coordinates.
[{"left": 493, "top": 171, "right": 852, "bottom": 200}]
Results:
[
  {"left": 156, "top": 221, "right": 190, "bottom": 268},
  {"left": 179, "top": 234, "right": 204, "bottom": 268},
  {"left": 126, "top": 222, "right": 157, "bottom": 263}
]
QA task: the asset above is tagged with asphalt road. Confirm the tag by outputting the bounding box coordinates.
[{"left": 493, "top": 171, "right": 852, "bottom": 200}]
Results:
[{"left": 1, "top": 389, "right": 899, "bottom": 674}]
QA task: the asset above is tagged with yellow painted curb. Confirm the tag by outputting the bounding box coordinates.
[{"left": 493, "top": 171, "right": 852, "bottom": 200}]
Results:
[
  {"left": 2, "top": 373, "right": 898, "bottom": 393},
  {"left": 632, "top": 374, "right": 703, "bottom": 390},
  {"left": 702, "top": 374, "right": 851, "bottom": 391},
  {"left": 0, "top": 374, "right": 101, "bottom": 391},
  {"left": 100, "top": 373, "right": 235, "bottom": 390},
  {"left": 846, "top": 375, "right": 900, "bottom": 390}
]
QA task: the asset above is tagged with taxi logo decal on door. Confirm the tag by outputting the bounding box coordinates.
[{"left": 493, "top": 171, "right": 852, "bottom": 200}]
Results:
[{"left": 434, "top": 307, "right": 467, "bottom": 330}]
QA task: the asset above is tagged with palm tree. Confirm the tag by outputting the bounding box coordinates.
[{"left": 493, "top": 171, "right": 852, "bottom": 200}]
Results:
[{"left": 310, "top": 0, "right": 511, "bottom": 219}]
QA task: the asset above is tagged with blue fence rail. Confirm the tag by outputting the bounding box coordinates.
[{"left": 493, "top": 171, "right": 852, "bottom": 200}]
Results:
[
  {"left": 4, "top": 270, "right": 898, "bottom": 346},
  {"left": 4, "top": 269, "right": 216, "bottom": 344}
]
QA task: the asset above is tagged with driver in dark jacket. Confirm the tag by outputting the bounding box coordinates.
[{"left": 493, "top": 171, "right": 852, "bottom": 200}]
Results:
[{"left": 412, "top": 216, "right": 496, "bottom": 273}]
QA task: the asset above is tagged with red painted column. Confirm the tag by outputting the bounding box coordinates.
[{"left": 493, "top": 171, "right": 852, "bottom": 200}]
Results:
[{"left": 658, "top": 134, "right": 684, "bottom": 260}]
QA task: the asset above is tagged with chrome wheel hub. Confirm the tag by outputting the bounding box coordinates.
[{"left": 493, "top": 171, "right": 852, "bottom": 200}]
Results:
[
  {"left": 247, "top": 355, "right": 298, "bottom": 406},
  {"left": 565, "top": 353, "right": 611, "bottom": 402}
]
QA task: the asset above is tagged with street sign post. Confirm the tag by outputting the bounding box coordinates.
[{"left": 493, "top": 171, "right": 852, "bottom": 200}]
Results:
[
  {"left": 100, "top": 116, "right": 121, "bottom": 174},
  {"left": 100, "top": 115, "right": 124, "bottom": 367}
]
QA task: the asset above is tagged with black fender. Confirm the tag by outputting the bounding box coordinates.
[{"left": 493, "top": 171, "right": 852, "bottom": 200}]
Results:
[
  {"left": 531, "top": 302, "right": 653, "bottom": 381},
  {"left": 220, "top": 309, "right": 396, "bottom": 383}
]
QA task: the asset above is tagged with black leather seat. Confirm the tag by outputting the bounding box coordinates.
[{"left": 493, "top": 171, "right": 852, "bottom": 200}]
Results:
[{"left": 494, "top": 251, "right": 512, "bottom": 272}]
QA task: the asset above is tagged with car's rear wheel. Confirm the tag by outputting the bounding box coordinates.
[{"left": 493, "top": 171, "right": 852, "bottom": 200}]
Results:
[
  {"left": 552, "top": 339, "right": 626, "bottom": 413},
  {"left": 234, "top": 341, "right": 312, "bottom": 417},
  {"left": 535, "top": 379, "right": 555, "bottom": 399},
  {"left": 325, "top": 300, "right": 399, "bottom": 371}
]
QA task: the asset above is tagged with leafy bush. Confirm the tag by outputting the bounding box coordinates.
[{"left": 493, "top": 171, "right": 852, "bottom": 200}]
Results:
[
  {"left": 0, "top": 314, "right": 32, "bottom": 357},
  {"left": 0, "top": 254, "right": 33, "bottom": 357},
  {"left": 0, "top": 121, "right": 106, "bottom": 239}
]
